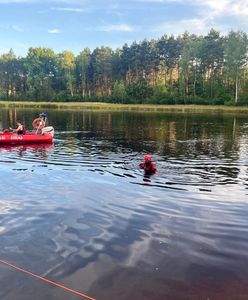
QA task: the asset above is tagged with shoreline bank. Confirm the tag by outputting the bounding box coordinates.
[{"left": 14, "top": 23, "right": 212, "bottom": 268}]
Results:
[{"left": 1, "top": 101, "right": 248, "bottom": 114}]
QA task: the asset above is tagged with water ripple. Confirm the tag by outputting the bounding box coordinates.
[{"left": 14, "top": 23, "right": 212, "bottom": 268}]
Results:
[{"left": 1, "top": 113, "right": 248, "bottom": 299}]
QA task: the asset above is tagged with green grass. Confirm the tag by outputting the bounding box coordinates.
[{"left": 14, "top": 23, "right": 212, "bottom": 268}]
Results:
[{"left": 1, "top": 101, "right": 248, "bottom": 113}]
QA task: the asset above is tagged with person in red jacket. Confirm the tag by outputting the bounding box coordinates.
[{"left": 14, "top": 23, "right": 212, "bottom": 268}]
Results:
[{"left": 139, "top": 154, "right": 157, "bottom": 175}]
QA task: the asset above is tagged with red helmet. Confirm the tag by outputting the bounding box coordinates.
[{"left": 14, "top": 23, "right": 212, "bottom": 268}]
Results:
[{"left": 144, "top": 154, "right": 152, "bottom": 162}]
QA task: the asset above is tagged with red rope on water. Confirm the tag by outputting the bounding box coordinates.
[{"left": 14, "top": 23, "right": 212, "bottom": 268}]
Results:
[{"left": 0, "top": 259, "right": 96, "bottom": 300}]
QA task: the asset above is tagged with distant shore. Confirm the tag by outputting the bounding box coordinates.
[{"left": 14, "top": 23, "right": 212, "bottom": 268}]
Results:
[{"left": 1, "top": 101, "right": 248, "bottom": 114}]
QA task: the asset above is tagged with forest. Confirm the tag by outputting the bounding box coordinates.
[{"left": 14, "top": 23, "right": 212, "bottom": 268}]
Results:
[{"left": 0, "top": 29, "right": 248, "bottom": 105}]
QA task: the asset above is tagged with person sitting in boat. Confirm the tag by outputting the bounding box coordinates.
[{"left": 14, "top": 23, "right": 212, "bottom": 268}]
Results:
[
  {"left": 10, "top": 121, "right": 26, "bottom": 135},
  {"left": 139, "top": 154, "right": 157, "bottom": 175}
]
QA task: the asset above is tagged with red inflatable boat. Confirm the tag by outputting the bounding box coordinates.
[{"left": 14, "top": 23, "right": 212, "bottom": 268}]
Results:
[
  {"left": 0, "top": 114, "right": 54, "bottom": 145},
  {"left": 0, "top": 129, "right": 54, "bottom": 145}
]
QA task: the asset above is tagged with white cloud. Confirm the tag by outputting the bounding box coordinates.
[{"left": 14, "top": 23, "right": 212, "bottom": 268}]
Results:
[
  {"left": 51, "top": 7, "right": 85, "bottom": 12},
  {"left": 0, "top": 0, "right": 33, "bottom": 2},
  {"left": 11, "top": 25, "right": 23, "bottom": 32},
  {"left": 186, "top": 0, "right": 248, "bottom": 18},
  {"left": 48, "top": 28, "right": 61, "bottom": 34},
  {"left": 0, "top": 24, "right": 24, "bottom": 32},
  {"left": 98, "top": 24, "right": 135, "bottom": 32},
  {"left": 136, "top": 0, "right": 248, "bottom": 18},
  {"left": 225, "top": 1, "right": 248, "bottom": 17},
  {"left": 154, "top": 17, "right": 212, "bottom": 36},
  {"left": 135, "top": 0, "right": 182, "bottom": 2},
  {"left": 0, "top": 0, "right": 86, "bottom": 3},
  {"left": 194, "top": 0, "right": 229, "bottom": 10},
  {"left": 151, "top": 0, "right": 248, "bottom": 37}
]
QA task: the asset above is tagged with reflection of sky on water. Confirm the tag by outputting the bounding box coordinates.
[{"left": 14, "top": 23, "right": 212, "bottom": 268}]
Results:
[{"left": 0, "top": 109, "right": 248, "bottom": 299}]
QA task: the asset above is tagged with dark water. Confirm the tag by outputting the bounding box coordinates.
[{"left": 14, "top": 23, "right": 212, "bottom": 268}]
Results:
[{"left": 0, "top": 108, "right": 248, "bottom": 300}]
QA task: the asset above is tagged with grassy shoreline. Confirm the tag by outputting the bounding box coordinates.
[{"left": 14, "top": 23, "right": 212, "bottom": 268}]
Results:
[{"left": 1, "top": 101, "right": 248, "bottom": 113}]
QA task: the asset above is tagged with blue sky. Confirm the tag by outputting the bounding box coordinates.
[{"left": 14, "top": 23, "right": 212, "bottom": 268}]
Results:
[{"left": 0, "top": 0, "right": 248, "bottom": 56}]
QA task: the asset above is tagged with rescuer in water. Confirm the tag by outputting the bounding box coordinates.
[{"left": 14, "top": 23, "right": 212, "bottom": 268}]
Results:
[{"left": 139, "top": 154, "right": 157, "bottom": 175}]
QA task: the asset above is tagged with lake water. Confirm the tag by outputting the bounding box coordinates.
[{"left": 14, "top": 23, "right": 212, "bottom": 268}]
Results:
[{"left": 0, "top": 108, "right": 248, "bottom": 300}]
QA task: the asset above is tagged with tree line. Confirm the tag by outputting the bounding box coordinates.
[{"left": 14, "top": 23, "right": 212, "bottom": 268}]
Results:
[{"left": 0, "top": 29, "right": 248, "bottom": 105}]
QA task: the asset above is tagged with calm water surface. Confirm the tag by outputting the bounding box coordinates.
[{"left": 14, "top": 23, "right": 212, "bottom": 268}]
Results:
[{"left": 0, "top": 108, "right": 248, "bottom": 300}]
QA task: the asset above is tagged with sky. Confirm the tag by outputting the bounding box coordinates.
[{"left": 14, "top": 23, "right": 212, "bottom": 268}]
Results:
[{"left": 0, "top": 0, "right": 248, "bottom": 56}]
